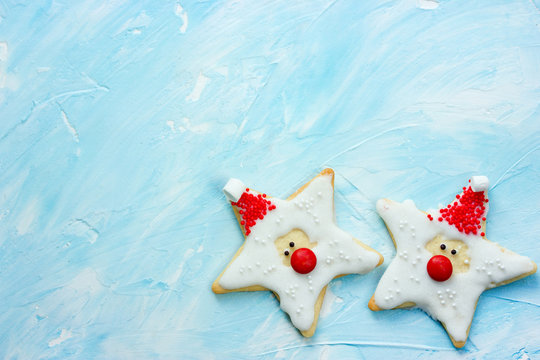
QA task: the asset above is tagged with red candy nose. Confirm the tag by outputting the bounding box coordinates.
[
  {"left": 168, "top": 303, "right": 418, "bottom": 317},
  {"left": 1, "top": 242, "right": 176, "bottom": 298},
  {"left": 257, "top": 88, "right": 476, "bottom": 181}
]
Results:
[
  {"left": 427, "top": 255, "right": 453, "bottom": 282},
  {"left": 290, "top": 248, "right": 317, "bottom": 274}
]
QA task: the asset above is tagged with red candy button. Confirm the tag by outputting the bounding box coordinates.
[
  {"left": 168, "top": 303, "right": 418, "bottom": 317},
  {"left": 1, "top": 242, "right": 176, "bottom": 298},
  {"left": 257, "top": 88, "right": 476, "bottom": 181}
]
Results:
[
  {"left": 427, "top": 255, "right": 453, "bottom": 282},
  {"left": 290, "top": 248, "right": 317, "bottom": 274}
]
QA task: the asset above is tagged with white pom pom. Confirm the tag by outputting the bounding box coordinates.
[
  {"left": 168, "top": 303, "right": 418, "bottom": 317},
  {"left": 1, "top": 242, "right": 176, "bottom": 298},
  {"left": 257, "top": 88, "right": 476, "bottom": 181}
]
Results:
[
  {"left": 471, "top": 176, "right": 489, "bottom": 192},
  {"left": 223, "top": 178, "right": 246, "bottom": 202}
]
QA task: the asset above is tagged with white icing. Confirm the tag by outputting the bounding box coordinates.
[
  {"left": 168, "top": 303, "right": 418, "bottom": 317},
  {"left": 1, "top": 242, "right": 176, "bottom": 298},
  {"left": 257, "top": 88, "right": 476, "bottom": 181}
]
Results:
[
  {"left": 470, "top": 176, "right": 489, "bottom": 192},
  {"left": 219, "top": 172, "right": 381, "bottom": 331},
  {"left": 373, "top": 193, "right": 535, "bottom": 343},
  {"left": 223, "top": 178, "right": 246, "bottom": 202}
]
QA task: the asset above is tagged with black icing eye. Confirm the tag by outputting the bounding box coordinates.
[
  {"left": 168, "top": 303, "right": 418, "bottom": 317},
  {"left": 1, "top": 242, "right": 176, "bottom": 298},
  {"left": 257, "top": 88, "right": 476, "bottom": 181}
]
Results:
[
  {"left": 289, "top": 242, "right": 295, "bottom": 247},
  {"left": 451, "top": 249, "right": 457, "bottom": 255},
  {"left": 284, "top": 250, "right": 290, "bottom": 256},
  {"left": 440, "top": 244, "right": 446, "bottom": 250}
]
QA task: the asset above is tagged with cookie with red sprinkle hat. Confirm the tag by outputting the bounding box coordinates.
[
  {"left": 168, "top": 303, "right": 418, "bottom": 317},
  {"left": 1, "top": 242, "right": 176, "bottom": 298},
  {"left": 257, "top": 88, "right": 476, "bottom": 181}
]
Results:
[
  {"left": 368, "top": 176, "right": 537, "bottom": 348},
  {"left": 212, "top": 169, "right": 383, "bottom": 337}
]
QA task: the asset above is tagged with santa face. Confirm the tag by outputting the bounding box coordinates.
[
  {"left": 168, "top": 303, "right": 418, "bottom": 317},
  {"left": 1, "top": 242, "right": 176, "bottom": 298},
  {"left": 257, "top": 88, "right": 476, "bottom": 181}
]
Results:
[
  {"left": 274, "top": 229, "right": 318, "bottom": 274},
  {"left": 424, "top": 236, "right": 471, "bottom": 282},
  {"left": 426, "top": 235, "right": 471, "bottom": 276}
]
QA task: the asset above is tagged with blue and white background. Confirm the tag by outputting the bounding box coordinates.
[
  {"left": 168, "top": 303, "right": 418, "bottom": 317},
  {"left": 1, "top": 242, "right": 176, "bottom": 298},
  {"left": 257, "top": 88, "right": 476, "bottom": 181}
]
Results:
[{"left": 0, "top": 0, "right": 539, "bottom": 358}]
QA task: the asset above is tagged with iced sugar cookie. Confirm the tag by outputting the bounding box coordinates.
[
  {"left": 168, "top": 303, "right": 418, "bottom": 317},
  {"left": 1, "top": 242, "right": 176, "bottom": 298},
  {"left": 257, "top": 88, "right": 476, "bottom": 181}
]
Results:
[
  {"left": 368, "top": 176, "right": 537, "bottom": 348},
  {"left": 212, "top": 169, "right": 383, "bottom": 336}
]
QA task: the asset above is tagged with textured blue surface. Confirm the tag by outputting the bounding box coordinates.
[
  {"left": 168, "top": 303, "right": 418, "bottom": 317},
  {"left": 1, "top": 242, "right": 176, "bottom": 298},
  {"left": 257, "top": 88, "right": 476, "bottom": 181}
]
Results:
[{"left": 0, "top": 0, "right": 539, "bottom": 358}]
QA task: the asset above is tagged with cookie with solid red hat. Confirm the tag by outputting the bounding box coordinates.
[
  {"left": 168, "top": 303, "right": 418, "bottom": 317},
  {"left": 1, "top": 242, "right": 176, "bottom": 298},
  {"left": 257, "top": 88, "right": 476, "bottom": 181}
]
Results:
[
  {"left": 368, "top": 176, "right": 537, "bottom": 348},
  {"left": 212, "top": 168, "right": 383, "bottom": 337}
]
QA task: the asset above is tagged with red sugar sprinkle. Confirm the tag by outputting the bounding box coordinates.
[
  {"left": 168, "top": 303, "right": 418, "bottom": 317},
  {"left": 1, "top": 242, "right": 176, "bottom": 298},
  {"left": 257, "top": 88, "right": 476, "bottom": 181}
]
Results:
[
  {"left": 480, "top": 232, "right": 485, "bottom": 236},
  {"left": 231, "top": 191, "right": 276, "bottom": 236},
  {"left": 438, "top": 185, "right": 487, "bottom": 236}
]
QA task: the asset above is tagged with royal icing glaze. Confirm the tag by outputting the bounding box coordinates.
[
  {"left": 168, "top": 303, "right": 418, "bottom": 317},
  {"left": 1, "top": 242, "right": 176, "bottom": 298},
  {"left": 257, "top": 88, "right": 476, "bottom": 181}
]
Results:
[
  {"left": 371, "top": 177, "right": 536, "bottom": 347},
  {"left": 217, "top": 170, "right": 382, "bottom": 333}
]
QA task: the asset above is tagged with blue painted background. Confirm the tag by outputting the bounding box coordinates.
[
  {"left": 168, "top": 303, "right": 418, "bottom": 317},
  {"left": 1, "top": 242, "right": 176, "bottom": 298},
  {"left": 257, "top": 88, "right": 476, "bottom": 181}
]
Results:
[{"left": 0, "top": 0, "right": 539, "bottom": 358}]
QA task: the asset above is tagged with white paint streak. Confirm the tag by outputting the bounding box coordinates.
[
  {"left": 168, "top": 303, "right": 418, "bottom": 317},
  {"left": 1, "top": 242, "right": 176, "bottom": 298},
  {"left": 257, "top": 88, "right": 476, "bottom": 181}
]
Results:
[
  {"left": 177, "top": 117, "right": 210, "bottom": 134},
  {"left": 185, "top": 73, "right": 209, "bottom": 102},
  {"left": 319, "top": 286, "right": 343, "bottom": 318},
  {"left": 16, "top": 199, "right": 38, "bottom": 235},
  {"left": 175, "top": 3, "right": 188, "bottom": 33},
  {"left": 0, "top": 41, "right": 24, "bottom": 93},
  {"left": 166, "top": 248, "right": 195, "bottom": 285},
  {"left": 0, "top": 42, "right": 7, "bottom": 62},
  {"left": 67, "top": 268, "right": 103, "bottom": 294},
  {"left": 166, "top": 120, "right": 176, "bottom": 132},
  {"left": 65, "top": 218, "right": 99, "bottom": 244},
  {"left": 3, "top": 85, "right": 109, "bottom": 138},
  {"left": 417, "top": 0, "right": 439, "bottom": 10},
  {"left": 48, "top": 329, "right": 73, "bottom": 347},
  {"left": 0, "top": 41, "right": 7, "bottom": 89},
  {"left": 319, "top": 345, "right": 331, "bottom": 360},
  {"left": 235, "top": 116, "right": 249, "bottom": 138},
  {"left": 115, "top": 11, "right": 152, "bottom": 36},
  {"left": 214, "top": 66, "right": 229, "bottom": 76},
  {"left": 323, "top": 124, "right": 420, "bottom": 165},
  {"left": 61, "top": 110, "right": 80, "bottom": 143}
]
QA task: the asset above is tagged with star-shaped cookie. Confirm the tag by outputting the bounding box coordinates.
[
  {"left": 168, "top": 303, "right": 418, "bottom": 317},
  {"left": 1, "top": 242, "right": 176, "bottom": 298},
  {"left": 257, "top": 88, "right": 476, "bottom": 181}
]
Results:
[
  {"left": 212, "top": 168, "right": 383, "bottom": 336},
  {"left": 368, "top": 176, "right": 537, "bottom": 348}
]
